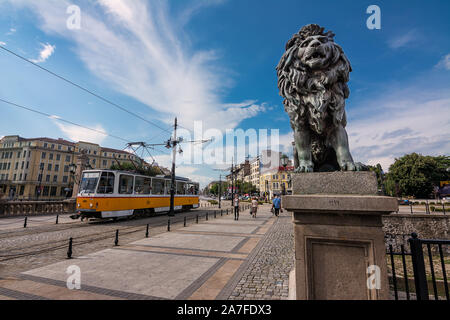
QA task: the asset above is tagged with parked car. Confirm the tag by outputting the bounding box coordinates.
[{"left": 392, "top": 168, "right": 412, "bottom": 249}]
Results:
[{"left": 398, "top": 199, "right": 410, "bottom": 205}]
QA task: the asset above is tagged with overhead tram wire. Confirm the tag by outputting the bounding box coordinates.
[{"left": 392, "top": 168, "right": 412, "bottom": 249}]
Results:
[
  {"left": 0, "top": 98, "right": 130, "bottom": 144},
  {"left": 0, "top": 45, "right": 172, "bottom": 135}
]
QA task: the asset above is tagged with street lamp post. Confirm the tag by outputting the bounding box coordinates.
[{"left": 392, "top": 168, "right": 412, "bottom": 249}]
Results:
[
  {"left": 281, "top": 155, "right": 289, "bottom": 196},
  {"left": 37, "top": 164, "right": 44, "bottom": 200}
]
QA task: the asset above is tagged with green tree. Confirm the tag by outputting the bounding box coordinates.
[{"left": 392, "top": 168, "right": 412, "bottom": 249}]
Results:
[
  {"left": 385, "top": 153, "right": 450, "bottom": 198},
  {"left": 367, "top": 163, "right": 385, "bottom": 193},
  {"left": 110, "top": 162, "right": 163, "bottom": 177}
]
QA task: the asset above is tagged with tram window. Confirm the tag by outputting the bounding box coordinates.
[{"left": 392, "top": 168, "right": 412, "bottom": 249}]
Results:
[
  {"left": 80, "top": 172, "right": 100, "bottom": 194},
  {"left": 97, "top": 172, "right": 115, "bottom": 194},
  {"left": 152, "top": 178, "right": 165, "bottom": 195},
  {"left": 186, "top": 184, "right": 197, "bottom": 195},
  {"left": 135, "top": 176, "right": 152, "bottom": 195},
  {"left": 165, "top": 180, "right": 171, "bottom": 195},
  {"left": 176, "top": 182, "right": 186, "bottom": 195},
  {"left": 119, "top": 175, "right": 134, "bottom": 194}
]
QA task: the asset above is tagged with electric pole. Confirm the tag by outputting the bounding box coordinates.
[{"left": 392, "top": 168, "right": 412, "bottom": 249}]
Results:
[{"left": 169, "top": 118, "right": 178, "bottom": 217}]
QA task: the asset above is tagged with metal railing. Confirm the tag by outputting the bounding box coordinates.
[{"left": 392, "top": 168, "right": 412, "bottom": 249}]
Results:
[{"left": 387, "top": 233, "right": 449, "bottom": 300}]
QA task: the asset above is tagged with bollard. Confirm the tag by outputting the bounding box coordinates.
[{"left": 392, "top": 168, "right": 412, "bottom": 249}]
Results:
[
  {"left": 410, "top": 204, "right": 413, "bottom": 214},
  {"left": 146, "top": 224, "right": 149, "bottom": 238},
  {"left": 24, "top": 217, "right": 27, "bottom": 228},
  {"left": 168, "top": 219, "right": 171, "bottom": 232},
  {"left": 56, "top": 214, "right": 59, "bottom": 225},
  {"left": 67, "top": 237, "right": 73, "bottom": 259},
  {"left": 184, "top": 216, "right": 187, "bottom": 227},
  {"left": 115, "top": 230, "right": 119, "bottom": 246},
  {"left": 443, "top": 203, "right": 446, "bottom": 215},
  {"left": 214, "top": 211, "right": 216, "bottom": 219},
  {"left": 196, "top": 215, "right": 199, "bottom": 224},
  {"left": 221, "top": 210, "right": 223, "bottom": 217}
]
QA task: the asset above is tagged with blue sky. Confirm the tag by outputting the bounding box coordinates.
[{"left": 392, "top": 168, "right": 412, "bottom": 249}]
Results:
[{"left": 0, "top": 0, "right": 449, "bottom": 186}]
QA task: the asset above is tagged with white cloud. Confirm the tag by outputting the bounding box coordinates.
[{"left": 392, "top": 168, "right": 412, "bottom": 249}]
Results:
[
  {"left": 0, "top": 41, "right": 6, "bottom": 46},
  {"left": 436, "top": 54, "right": 450, "bottom": 70},
  {"left": 8, "top": 0, "right": 265, "bottom": 131},
  {"left": 347, "top": 94, "right": 450, "bottom": 171},
  {"left": 30, "top": 42, "right": 55, "bottom": 63},
  {"left": 54, "top": 122, "right": 107, "bottom": 145},
  {"left": 6, "top": 28, "right": 16, "bottom": 36},
  {"left": 388, "top": 30, "right": 416, "bottom": 49}
]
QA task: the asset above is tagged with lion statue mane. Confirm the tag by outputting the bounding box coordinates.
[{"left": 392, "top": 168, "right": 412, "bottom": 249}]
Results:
[{"left": 277, "top": 24, "right": 362, "bottom": 172}]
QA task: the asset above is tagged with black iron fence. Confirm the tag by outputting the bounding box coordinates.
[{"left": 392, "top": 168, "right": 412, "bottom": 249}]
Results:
[{"left": 387, "top": 232, "right": 449, "bottom": 300}]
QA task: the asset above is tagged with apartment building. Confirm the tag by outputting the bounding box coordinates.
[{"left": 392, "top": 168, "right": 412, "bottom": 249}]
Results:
[
  {"left": 0, "top": 135, "right": 141, "bottom": 200},
  {"left": 259, "top": 167, "right": 293, "bottom": 199}
]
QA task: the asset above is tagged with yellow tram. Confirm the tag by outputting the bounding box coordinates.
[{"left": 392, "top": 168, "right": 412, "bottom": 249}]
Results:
[{"left": 76, "top": 170, "right": 200, "bottom": 219}]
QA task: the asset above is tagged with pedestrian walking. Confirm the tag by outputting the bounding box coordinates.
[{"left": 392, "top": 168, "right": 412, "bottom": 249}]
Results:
[
  {"left": 272, "top": 195, "right": 282, "bottom": 217},
  {"left": 233, "top": 194, "right": 240, "bottom": 221},
  {"left": 251, "top": 197, "right": 258, "bottom": 218}
]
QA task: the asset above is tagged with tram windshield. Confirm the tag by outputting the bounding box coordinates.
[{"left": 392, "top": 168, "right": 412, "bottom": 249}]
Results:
[{"left": 80, "top": 172, "right": 100, "bottom": 194}]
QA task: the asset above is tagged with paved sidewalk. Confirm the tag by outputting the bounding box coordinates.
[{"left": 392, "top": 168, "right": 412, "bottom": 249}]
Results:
[{"left": 0, "top": 205, "right": 294, "bottom": 300}]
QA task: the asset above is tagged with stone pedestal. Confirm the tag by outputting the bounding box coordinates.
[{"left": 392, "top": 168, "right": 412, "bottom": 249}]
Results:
[{"left": 283, "top": 172, "right": 398, "bottom": 300}]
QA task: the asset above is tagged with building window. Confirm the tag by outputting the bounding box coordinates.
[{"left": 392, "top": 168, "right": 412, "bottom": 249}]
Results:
[
  {"left": 49, "top": 153, "right": 54, "bottom": 160},
  {"left": 103, "top": 160, "right": 107, "bottom": 167},
  {"left": 13, "top": 174, "right": 16, "bottom": 181},
  {"left": 19, "top": 173, "right": 22, "bottom": 181},
  {"left": 38, "top": 174, "right": 43, "bottom": 182},
  {"left": 56, "top": 154, "right": 61, "bottom": 161},
  {"left": 64, "top": 165, "right": 69, "bottom": 173},
  {"left": 17, "top": 151, "right": 21, "bottom": 158},
  {"left": 48, "top": 164, "right": 52, "bottom": 171},
  {"left": 53, "top": 175, "right": 58, "bottom": 182},
  {"left": 40, "top": 163, "right": 44, "bottom": 170},
  {"left": 44, "top": 143, "right": 48, "bottom": 148},
  {"left": 24, "top": 174, "right": 27, "bottom": 181},
  {"left": 51, "top": 144, "right": 55, "bottom": 149},
  {"left": 42, "top": 152, "right": 46, "bottom": 159},
  {"left": 50, "top": 187, "right": 57, "bottom": 196},
  {"left": 26, "top": 162, "right": 29, "bottom": 169},
  {"left": 55, "top": 164, "right": 59, "bottom": 172},
  {"left": 58, "top": 145, "right": 62, "bottom": 150},
  {"left": 21, "top": 162, "right": 24, "bottom": 169},
  {"left": 43, "top": 186, "right": 49, "bottom": 196},
  {"left": 46, "top": 175, "right": 50, "bottom": 182},
  {"left": 63, "top": 176, "right": 68, "bottom": 183},
  {"left": 15, "top": 162, "right": 18, "bottom": 170},
  {"left": 66, "top": 155, "right": 70, "bottom": 162},
  {"left": 7, "top": 163, "right": 10, "bottom": 170}
]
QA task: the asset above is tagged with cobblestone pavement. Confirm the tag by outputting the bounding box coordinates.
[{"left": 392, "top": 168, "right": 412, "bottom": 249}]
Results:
[{"left": 228, "top": 211, "right": 294, "bottom": 300}]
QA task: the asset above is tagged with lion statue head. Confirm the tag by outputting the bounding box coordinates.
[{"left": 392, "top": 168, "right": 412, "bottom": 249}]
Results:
[{"left": 277, "top": 24, "right": 361, "bottom": 172}]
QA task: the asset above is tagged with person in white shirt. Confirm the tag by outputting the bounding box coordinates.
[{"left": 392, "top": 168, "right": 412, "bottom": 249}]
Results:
[{"left": 251, "top": 197, "right": 258, "bottom": 218}]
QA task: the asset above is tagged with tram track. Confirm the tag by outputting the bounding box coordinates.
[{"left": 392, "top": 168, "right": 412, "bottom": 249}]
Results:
[{"left": 0, "top": 206, "right": 235, "bottom": 262}]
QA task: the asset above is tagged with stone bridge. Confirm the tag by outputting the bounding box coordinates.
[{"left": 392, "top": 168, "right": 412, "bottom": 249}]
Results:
[{"left": 0, "top": 200, "right": 76, "bottom": 217}]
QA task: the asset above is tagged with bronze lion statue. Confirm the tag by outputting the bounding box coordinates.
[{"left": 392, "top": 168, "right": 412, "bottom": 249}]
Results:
[{"left": 277, "top": 24, "right": 362, "bottom": 172}]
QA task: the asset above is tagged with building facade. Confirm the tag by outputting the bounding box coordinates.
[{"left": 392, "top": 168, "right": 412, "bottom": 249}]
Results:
[
  {"left": 249, "top": 156, "right": 261, "bottom": 191},
  {"left": 0, "top": 135, "right": 142, "bottom": 200},
  {"left": 259, "top": 166, "right": 294, "bottom": 199}
]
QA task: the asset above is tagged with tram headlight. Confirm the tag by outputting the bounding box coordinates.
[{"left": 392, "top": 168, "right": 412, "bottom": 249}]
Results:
[{"left": 90, "top": 203, "right": 93, "bottom": 208}]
